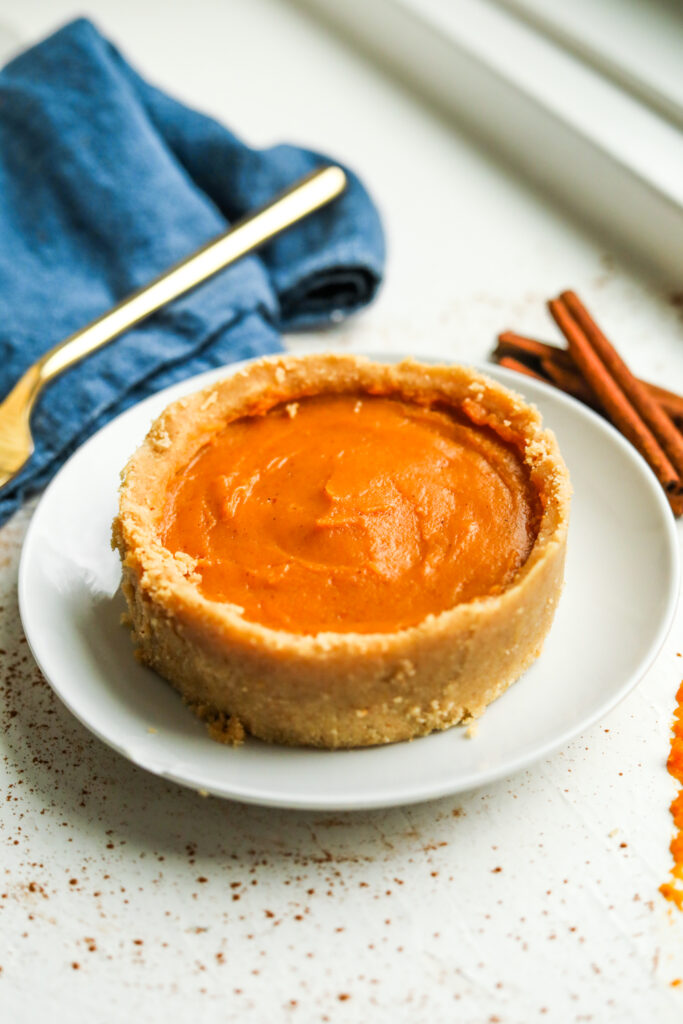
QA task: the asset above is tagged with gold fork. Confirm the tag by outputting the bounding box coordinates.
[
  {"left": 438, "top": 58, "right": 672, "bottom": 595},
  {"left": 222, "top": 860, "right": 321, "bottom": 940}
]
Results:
[{"left": 0, "top": 165, "right": 347, "bottom": 494}]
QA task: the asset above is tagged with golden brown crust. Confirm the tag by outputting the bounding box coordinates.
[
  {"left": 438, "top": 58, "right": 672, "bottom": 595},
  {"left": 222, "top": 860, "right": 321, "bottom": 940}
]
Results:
[{"left": 112, "top": 354, "right": 571, "bottom": 748}]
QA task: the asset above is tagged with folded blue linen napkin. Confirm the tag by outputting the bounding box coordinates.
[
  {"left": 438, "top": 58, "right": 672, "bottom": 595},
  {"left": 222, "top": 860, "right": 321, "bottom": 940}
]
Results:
[{"left": 0, "top": 18, "right": 385, "bottom": 524}]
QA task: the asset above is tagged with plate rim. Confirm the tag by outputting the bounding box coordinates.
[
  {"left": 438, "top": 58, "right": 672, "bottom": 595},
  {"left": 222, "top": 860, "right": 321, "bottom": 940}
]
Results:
[{"left": 17, "top": 352, "right": 681, "bottom": 810}]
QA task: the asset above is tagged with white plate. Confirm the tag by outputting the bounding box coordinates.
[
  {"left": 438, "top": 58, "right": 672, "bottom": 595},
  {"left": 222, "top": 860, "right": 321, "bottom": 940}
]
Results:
[{"left": 18, "top": 352, "right": 680, "bottom": 810}]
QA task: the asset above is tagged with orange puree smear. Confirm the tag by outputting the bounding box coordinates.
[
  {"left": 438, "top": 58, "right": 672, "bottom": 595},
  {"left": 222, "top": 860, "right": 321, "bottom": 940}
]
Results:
[
  {"left": 660, "top": 681, "right": 683, "bottom": 909},
  {"left": 160, "top": 394, "right": 539, "bottom": 634}
]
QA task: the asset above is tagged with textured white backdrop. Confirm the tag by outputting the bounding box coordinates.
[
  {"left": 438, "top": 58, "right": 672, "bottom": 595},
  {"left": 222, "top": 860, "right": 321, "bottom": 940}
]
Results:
[{"left": 1, "top": 1, "right": 683, "bottom": 1021}]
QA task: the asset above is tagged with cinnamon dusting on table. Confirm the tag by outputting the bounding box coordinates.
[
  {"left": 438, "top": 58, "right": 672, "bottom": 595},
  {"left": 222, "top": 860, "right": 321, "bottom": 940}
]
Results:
[
  {"left": 491, "top": 291, "right": 683, "bottom": 516},
  {"left": 659, "top": 682, "right": 683, "bottom": 910}
]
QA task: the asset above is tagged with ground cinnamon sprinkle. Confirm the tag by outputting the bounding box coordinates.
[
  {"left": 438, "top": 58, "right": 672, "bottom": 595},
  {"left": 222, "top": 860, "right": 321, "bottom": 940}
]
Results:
[{"left": 659, "top": 681, "right": 683, "bottom": 909}]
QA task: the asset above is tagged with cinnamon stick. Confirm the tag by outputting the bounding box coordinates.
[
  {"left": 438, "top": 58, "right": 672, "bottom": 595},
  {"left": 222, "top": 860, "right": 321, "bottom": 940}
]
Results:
[
  {"left": 548, "top": 296, "right": 683, "bottom": 497},
  {"left": 670, "top": 494, "right": 683, "bottom": 518},
  {"left": 496, "top": 332, "right": 574, "bottom": 369},
  {"left": 497, "top": 356, "right": 548, "bottom": 383},
  {"left": 634, "top": 382, "right": 683, "bottom": 425},
  {"left": 540, "top": 358, "right": 600, "bottom": 411},
  {"left": 496, "top": 331, "right": 683, "bottom": 422},
  {"left": 560, "top": 290, "right": 683, "bottom": 478}
]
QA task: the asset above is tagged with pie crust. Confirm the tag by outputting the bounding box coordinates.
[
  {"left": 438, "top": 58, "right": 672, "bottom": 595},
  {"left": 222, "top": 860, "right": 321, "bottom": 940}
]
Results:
[{"left": 112, "top": 354, "right": 571, "bottom": 748}]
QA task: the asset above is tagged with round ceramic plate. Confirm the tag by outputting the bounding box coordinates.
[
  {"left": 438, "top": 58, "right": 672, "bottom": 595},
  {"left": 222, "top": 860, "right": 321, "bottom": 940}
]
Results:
[{"left": 18, "top": 352, "right": 680, "bottom": 810}]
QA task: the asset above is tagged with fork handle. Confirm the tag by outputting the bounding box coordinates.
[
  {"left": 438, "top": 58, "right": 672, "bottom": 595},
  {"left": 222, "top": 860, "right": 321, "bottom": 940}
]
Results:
[{"left": 21, "top": 165, "right": 347, "bottom": 401}]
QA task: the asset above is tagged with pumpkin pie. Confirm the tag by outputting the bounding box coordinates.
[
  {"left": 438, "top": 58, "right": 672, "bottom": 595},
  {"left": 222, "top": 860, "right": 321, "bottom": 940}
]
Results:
[{"left": 112, "top": 354, "right": 570, "bottom": 748}]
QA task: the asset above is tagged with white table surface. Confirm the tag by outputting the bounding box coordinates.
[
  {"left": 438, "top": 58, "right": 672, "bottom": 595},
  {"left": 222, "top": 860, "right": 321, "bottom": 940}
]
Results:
[{"left": 2, "top": 2, "right": 683, "bottom": 1021}]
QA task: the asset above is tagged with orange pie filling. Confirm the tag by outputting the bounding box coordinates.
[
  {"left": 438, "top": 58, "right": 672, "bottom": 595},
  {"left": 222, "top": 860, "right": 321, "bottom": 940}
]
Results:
[{"left": 160, "top": 393, "right": 541, "bottom": 635}]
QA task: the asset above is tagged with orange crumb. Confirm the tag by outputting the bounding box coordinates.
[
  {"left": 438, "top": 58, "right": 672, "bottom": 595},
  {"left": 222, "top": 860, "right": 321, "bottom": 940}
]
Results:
[
  {"left": 187, "top": 700, "right": 246, "bottom": 746},
  {"left": 660, "top": 682, "right": 683, "bottom": 910},
  {"left": 659, "top": 883, "right": 683, "bottom": 909},
  {"left": 206, "top": 715, "right": 246, "bottom": 747}
]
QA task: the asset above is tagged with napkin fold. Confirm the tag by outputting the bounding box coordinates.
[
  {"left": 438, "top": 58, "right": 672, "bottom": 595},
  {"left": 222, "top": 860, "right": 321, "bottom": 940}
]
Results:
[{"left": 0, "top": 18, "right": 385, "bottom": 523}]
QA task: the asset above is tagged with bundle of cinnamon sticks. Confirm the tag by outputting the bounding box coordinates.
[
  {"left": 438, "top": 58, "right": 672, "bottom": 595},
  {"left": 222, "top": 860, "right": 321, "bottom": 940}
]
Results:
[{"left": 492, "top": 290, "right": 683, "bottom": 517}]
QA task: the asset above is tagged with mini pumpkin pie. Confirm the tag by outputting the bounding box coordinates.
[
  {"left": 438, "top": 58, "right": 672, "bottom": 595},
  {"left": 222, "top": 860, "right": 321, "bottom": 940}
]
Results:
[{"left": 112, "top": 354, "right": 571, "bottom": 748}]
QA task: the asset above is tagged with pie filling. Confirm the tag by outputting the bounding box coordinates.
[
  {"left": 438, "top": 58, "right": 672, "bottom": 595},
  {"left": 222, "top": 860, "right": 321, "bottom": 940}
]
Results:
[{"left": 160, "top": 394, "right": 541, "bottom": 635}]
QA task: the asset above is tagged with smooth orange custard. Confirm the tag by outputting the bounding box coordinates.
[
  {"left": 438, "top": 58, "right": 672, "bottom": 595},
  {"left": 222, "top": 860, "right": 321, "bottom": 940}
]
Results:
[{"left": 160, "top": 394, "right": 540, "bottom": 634}]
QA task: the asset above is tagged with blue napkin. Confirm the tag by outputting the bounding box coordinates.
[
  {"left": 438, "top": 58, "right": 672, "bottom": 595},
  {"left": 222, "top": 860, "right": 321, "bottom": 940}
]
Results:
[{"left": 0, "top": 18, "right": 385, "bottom": 524}]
